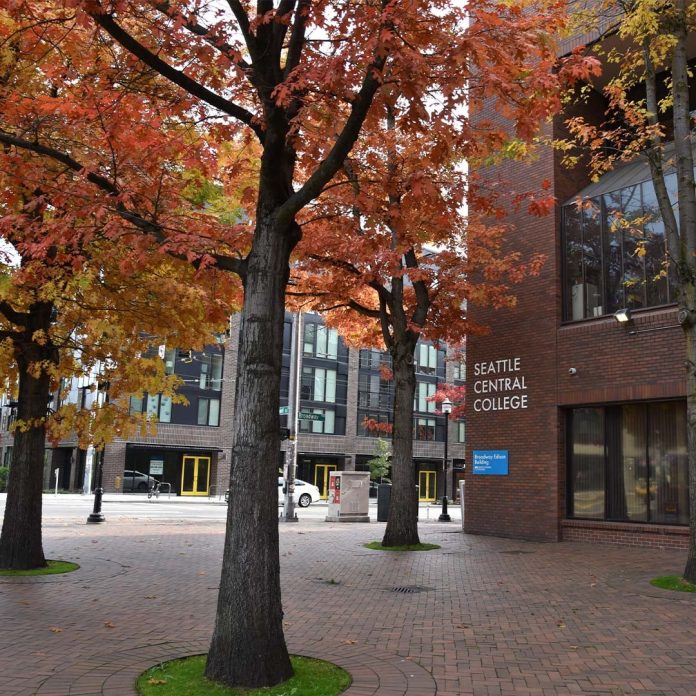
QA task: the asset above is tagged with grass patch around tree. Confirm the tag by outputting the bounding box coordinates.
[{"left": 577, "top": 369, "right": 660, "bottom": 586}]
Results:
[
  {"left": 650, "top": 575, "right": 696, "bottom": 593},
  {"left": 0, "top": 560, "right": 79, "bottom": 576},
  {"left": 137, "top": 654, "right": 351, "bottom": 696},
  {"left": 364, "top": 541, "right": 440, "bottom": 552}
]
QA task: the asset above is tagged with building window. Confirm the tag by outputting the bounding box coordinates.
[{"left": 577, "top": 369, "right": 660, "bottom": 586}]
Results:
[
  {"left": 457, "top": 421, "right": 465, "bottom": 443},
  {"left": 303, "top": 323, "right": 338, "bottom": 359},
  {"left": 414, "top": 417, "right": 436, "bottom": 441},
  {"left": 416, "top": 343, "right": 437, "bottom": 374},
  {"left": 414, "top": 381, "right": 436, "bottom": 413},
  {"left": 453, "top": 361, "right": 466, "bottom": 382},
  {"left": 301, "top": 367, "right": 336, "bottom": 403},
  {"left": 163, "top": 348, "right": 177, "bottom": 375},
  {"left": 359, "top": 349, "right": 391, "bottom": 371},
  {"left": 200, "top": 353, "right": 223, "bottom": 391},
  {"left": 358, "top": 373, "right": 392, "bottom": 410},
  {"left": 562, "top": 174, "right": 677, "bottom": 321},
  {"left": 567, "top": 401, "right": 687, "bottom": 525},
  {"left": 358, "top": 411, "right": 392, "bottom": 437},
  {"left": 141, "top": 394, "right": 172, "bottom": 423},
  {"left": 197, "top": 398, "right": 220, "bottom": 426},
  {"left": 299, "top": 408, "right": 335, "bottom": 434}
]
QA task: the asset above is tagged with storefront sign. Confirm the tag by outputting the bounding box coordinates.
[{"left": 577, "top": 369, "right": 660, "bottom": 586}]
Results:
[
  {"left": 150, "top": 460, "right": 164, "bottom": 476},
  {"left": 472, "top": 357, "right": 528, "bottom": 412},
  {"left": 472, "top": 450, "right": 509, "bottom": 475}
]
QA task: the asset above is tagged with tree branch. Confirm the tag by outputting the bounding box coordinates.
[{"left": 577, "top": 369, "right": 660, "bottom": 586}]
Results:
[
  {"left": 0, "top": 130, "right": 247, "bottom": 278},
  {"left": 90, "top": 11, "right": 265, "bottom": 142},
  {"left": 0, "top": 301, "right": 28, "bottom": 327}
]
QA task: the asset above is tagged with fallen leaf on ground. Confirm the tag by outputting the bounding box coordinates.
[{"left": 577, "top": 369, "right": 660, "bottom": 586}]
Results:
[{"left": 49, "top": 626, "right": 63, "bottom": 633}]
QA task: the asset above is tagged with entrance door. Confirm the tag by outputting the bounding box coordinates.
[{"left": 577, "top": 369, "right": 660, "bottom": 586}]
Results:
[
  {"left": 418, "top": 470, "right": 437, "bottom": 502},
  {"left": 181, "top": 456, "right": 211, "bottom": 496},
  {"left": 314, "top": 463, "right": 337, "bottom": 500}
]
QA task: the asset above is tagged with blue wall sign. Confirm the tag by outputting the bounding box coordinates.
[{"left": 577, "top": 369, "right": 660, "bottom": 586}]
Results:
[{"left": 472, "top": 450, "right": 509, "bottom": 475}]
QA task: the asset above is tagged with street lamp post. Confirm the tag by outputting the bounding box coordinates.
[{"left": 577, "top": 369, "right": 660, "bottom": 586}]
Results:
[
  {"left": 439, "top": 397, "right": 452, "bottom": 522},
  {"left": 87, "top": 380, "right": 108, "bottom": 524}
]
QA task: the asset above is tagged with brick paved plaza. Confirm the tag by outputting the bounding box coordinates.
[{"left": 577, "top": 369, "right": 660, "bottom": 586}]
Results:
[{"left": 1, "top": 510, "right": 695, "bottom": 695}]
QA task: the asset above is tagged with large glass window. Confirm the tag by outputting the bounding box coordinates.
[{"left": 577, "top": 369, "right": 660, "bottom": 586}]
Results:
[
  {"left": 414, "top": 381, "right": 436, "bottom": 413},
  {"left": 414, "top": 417, "right": 436, "bottom": 441},
  {"left": 303, "top": 323, "right": 338, "bottom": 359},
  {"left": 138, "top": 394, "right": 172, "bottom": 423},
  {"left": 358, "top": 373, "right": 392, "bottom": 409},
  {"left": 301, "top": 367, "right": 336, "bottom": 403},
  {"left": 562, "top": 173, "right": 677, "bottom": 320},
  {"left": 567, "top": 401, "right": 688, "bottom": 524},
  {"left": 416, "top": 344, "right": 437, "bottom": 374}
]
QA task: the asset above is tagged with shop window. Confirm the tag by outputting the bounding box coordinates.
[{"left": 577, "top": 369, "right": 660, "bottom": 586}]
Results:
[{"left": 567, "top": 402, "right": 688, "bottom": 525}]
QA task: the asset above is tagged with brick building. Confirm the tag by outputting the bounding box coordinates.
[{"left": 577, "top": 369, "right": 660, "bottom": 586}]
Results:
[
  {"left": 0, "top": 314, "right": 465, "bottom": 503},
  {"left": 465, "top": 31, "right": 690, "bottom": 549}
]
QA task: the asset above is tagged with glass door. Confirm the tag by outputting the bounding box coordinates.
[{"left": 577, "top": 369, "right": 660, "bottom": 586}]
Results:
[
  {"left": 314, "top": 463, "right": 337, "bottom": 499},
  {"left": 181, "top": 456, "right": 211, "bottom": 496},
  {"left": 418, "top": 470, "right": 437, "bottom": 502}
]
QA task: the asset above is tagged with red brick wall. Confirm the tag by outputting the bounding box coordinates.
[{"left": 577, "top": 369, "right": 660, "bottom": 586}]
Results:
[
  {"left": 562, "top": 519, "right": 689, "bottom": 550},
  {"left": 465, "top": 124, "right": 563, "bottom": 542}
]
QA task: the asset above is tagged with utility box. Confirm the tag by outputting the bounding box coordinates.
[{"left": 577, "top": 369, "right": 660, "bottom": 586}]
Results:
[{"left": 325, "top": 471, "right": 370, "bottom": 523}]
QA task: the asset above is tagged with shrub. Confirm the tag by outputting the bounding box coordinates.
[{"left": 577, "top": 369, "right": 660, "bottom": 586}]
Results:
[{"left": 0, "top": 466, "right": 8, "bottom": 493}]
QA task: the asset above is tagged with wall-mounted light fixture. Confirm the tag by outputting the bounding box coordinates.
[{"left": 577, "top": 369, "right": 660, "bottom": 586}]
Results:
[{"left": 613, "top": 308, "right": 632, "bottom": 323}]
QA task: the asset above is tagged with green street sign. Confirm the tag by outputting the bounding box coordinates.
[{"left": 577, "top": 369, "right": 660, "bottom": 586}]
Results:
[
  {"left": 279, "top": 406, "right": 289, "bottom": 415},
  {"left": 298, "top": 412, "right": 324, "bottom": 421}
]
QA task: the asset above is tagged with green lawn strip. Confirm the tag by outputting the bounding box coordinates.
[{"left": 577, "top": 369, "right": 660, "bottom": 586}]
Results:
[
  {"left": 650, "top": 575, "right": 696, "bottom": 593},
  {"left": 0, "top": 560, "right": 79, "bottom": 576},
  {"left": 364, "top": 541, "right": 440, "bottom": 551},
  {"left": 137, "top": 654, "right": 351, "bottom": 696}
]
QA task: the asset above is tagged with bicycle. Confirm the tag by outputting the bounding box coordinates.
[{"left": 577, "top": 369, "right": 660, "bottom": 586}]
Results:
[{"left": 147, "top": 482, "right": 161, "bottom": 500}]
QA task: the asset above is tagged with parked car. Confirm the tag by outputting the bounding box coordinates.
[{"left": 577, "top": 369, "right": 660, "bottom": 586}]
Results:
[
  {"left": 122, "top": 469, "right": 158, "bottom": 492},
  {"left": 278, "top": 477, "right": 321, "bottom": 508}
]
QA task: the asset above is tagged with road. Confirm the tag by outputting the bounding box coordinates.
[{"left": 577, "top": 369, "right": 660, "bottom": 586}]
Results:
[{"left": 0, "top": 492, "right": 463, "bottom": 524}]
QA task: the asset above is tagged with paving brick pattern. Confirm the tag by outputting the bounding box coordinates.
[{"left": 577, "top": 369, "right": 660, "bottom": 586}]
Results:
[{"left": 0, "top": 518, "right": 694, "bottom": 695}]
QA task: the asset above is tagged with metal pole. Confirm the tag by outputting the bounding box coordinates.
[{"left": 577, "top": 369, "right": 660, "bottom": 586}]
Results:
[
  {"left": 87, "top": 379, "right": 107, "bottom": 524},
  {"left": 281, "top": 312, "right": 302, "bottom": 523},
  {"left": 439, "top": 399, "right": 451, "bottom": 522}
]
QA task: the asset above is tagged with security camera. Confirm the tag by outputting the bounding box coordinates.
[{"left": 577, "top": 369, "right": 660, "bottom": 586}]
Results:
[{"left": 568, "top": 367, "right": 577, "bottom": 375}]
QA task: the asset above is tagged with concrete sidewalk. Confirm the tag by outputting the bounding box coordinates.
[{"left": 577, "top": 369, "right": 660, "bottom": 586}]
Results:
[{"left": 0, "top": 515, "right": 694, "bottom": 695}]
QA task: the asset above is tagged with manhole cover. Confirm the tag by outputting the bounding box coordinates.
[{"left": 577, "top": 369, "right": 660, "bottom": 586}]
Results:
[{"left": 390, "top": 585, "right": 432, "bottom": 594}]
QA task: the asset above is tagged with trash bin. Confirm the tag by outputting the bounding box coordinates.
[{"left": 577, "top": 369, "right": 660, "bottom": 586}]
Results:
[{"left": 377, "top": 483, "right": 391, "bottom": 522}]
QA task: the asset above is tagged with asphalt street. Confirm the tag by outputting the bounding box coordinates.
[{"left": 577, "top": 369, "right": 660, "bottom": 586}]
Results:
[{"left": 0, "top": 492, "right": 463, "bottom": 524}]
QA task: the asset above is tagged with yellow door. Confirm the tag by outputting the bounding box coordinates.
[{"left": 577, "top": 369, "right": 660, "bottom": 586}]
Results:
[
  {"left": 418, "top": 470, "right": 437, "bottom": 502},
  {"left": 314, "top": 463, "right": 337, "bottom": 500},
  {"left": 181, "top": 456, "right": 211, "bottom": 496}
]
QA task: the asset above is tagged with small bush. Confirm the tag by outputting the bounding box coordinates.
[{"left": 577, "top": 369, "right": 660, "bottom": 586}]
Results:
[{"left": 0, "top": 466, "right": 8, "bottom": 493}]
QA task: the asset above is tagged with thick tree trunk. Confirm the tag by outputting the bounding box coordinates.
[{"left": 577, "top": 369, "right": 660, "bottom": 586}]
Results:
[
  {"left": 382, "top": 342, "right": 420, "bottom": 547},
  {"left": 205, "top": 211, "right": 294, "bottom": 687},
  {"left": 683, "top": 316, "right": 696, "bottom": 583},
  {"left": 0, "top": 302, "right": 56, "bottom": 570}
]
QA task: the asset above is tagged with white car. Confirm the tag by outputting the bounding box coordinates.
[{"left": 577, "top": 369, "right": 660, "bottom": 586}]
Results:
[{"left": 278, "top": 477, "right": 321, "bottom": 508}]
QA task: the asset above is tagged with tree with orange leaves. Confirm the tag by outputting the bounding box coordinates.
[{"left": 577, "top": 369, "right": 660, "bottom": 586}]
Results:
[
  {"left": 292, "top": 25, "right": 598, "bottom": 547},
  {"left": 0, "top": 0, "right": 598, "bottom": 687}
]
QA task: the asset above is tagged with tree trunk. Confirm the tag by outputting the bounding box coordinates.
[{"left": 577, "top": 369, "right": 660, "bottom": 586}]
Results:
[
  {"left": 683, "top": 316, "right": 696, "bottom": 583},
  {"left": 205, "top": 211, "right": 295, "bottom": 687},
  {"left": 0, "top": 302, "right": 56, "bottom": 570},
  {"left": 382, "top": 341, "right": 420, "bottom": 547}
]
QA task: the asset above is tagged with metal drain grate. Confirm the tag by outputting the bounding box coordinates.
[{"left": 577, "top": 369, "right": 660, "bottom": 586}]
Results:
[{"left": 391, "top": 585, "right": 432, "bottom": 594}]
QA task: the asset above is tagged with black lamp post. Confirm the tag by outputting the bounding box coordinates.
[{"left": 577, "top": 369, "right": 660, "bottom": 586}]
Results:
[
  {"left": 87, "top": 380, "right": 108, "bottom": 524},
  {"left": 439, "top": 397, "right": 452, "bottom": 522}
]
